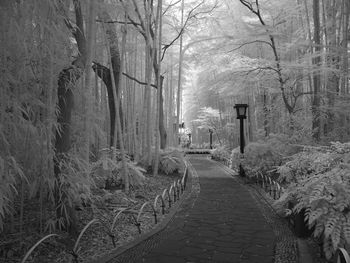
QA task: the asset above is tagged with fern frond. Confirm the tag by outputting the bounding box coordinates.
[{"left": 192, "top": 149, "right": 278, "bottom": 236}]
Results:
[
  {"left": 325, "top": 215, "right": 340, "bottom": 238},
  {"left": 309, "top": 182, "right": 326, "bottom": 203},
  {"left": 323, "top": 237, "right": 334, "bottom": 260},
  {"left": 343, "top": 221, "right": 350, "bottom": 244},
  {"left": 308, "top": 208, "right": 325, "bottom": 226},
  {"left": 313, "top": 222, "right": 324, "bottom": 238},
  {"left": 331, "top": 222, "right": 342, "bottom": 250}
]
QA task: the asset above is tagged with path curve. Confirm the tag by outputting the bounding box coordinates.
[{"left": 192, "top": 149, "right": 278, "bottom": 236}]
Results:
[{"left": 139, "top": 155, "right": 275, "bottom": 263}]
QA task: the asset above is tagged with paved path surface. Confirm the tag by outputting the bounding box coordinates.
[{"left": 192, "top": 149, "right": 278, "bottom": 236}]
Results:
[{"left": 139, "top": 156, "right": 276, "bottom": 263}]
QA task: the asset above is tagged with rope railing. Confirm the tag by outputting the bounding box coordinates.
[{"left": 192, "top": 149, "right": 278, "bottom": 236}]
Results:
[
  {"left": 21, "top": 163, "right": 190, "bottom": 262},
  {"left": 254, "top": 171, "right": 283, "bottom": 200},
  {"left": 213, "top": 156, "right": 283, "bottom": 200}
]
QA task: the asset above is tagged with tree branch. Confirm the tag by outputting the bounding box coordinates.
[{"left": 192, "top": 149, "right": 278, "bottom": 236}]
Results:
[
  {"left": 239, "top": 0, "right": 294, "bottom": 113},
  {"left": 161, "top": 0, "right": 216, "bottom": 61},
  {"left": 92, "top": 61, "right": 158, "bottom": 89},
  {"left": 130, "top": 0, "right": 147, "bottom": 32},
  {"left": 122, "top": 72, "right": 158, "bottom": 89},
  {"left": 120, "top": 0, "right": 147, "bottom": 38},
  {"left": 163, "top": 0, "right": 181, "bottom": 15},
  {"left": 227, "top": 40, "right": 273, "bottom": 53},
  {"left": 241, "top": 66, "right": 279, "bottom": 75},
  {"left": 96, "top": 19, "right": 140, "bottom": 25}
]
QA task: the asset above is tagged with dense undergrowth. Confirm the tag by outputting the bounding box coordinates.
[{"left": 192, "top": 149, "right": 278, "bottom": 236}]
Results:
[
  {"left": 0, "top": 149, "right": 185, "bottom": 263},
  {"left": 277, "top": 142, "right": 350, "bottom": 260}
]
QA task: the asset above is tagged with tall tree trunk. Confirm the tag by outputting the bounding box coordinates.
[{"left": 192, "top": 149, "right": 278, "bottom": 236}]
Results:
[
  {"left": 144, "top": 1, "right": 153, "bottom": 166},
  {"left": 312, "top": 0, "right": 321, "bottom": 141},
  {"left": 176, "top": 0, "right": 185, "bottom": 146},
  {"left": 55, "top": 66, "right": 80, "bottom": 235},
  {"left": 341, "top": 0, "right": 349, "bottom": 138},
  {"left": 83, "top": 0, "right": 96, "bottom": 161},
  {"left": 153, "top": 0, "right": 162, "bottom": 175},
  {"left": 133, "top": 34, "right": 141, "bottom": 162},
  {"left": 54, "top": 0, "right": 86, "bottom": 234},
  {"left": 167, "top": 57, "right": 174, "bottom": 147},
  {"left": 92, "top": 62, "right": 116, "bottom": 147},
  {"left": 103, "top": 18, "right": 130, "bottom": 191},
  {"left": 93, "top": 12, "right": 124, "bottom": 148},
  {"left": 325, "top": 0, "right": 339, "bottom": 137},
  {"left": 262, "top": 89, "right": 270, "bottom": 137},
  {"left": 159, "top": 76, "right": 167, "bottom": 149}
]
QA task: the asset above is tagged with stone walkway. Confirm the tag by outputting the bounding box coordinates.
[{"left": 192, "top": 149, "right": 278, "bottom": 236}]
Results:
[{"left": 140, "top": 156, "right": 276, "bottom": 263}]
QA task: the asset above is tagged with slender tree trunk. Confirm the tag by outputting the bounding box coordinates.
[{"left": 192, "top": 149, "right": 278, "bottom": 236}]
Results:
[
  {"left": 83, "top": 0, "right": 96, "bottom": 161},
  {"left": 341, "top": 0, "right": 349, "bottom": 138},
  {"left": 133, "top": 34, "right": 141, "bottom": 162},
  {"left": 104, "top": 20, "right": 129, "bottom": 191},
  {"left": 55, "top": 66, "right": 79, "bottom": 234},
  {"left": 54, "top": 0, "right": 86, "bottom": 234},
  {"left": 145, "top": 1, "right": 153, "bottom": 166},
  {"left": 312, "top": 0, "right": 321, "bottom": 141},
  {"left": 176, "top": 0, "right": 185, "bottom": 146},
  {"left": 168, "top": 58, "right": 174, "bottom": 147},
  {"left": 303, "top": 0, "right": 315, "bottom": 99},
  {"left": 93, "top": 12, "right": 125, "bottom": 148},
  {"left": 324, "top": 0, "right": 339, "bottom": 137},
  {"left": 263, "top": 89, "right": 270, "bottom": 137}
]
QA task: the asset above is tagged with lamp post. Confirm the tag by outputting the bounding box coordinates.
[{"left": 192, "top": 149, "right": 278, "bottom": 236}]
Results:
[
  {"left": 177, "top": 122, "right": 185, "bottom": 145},
  {"left": 208, "top": 129, "right": 213, "bottom": 149},
  {"left": 234, "top": 104, "right": 248, "bottom": 177}
]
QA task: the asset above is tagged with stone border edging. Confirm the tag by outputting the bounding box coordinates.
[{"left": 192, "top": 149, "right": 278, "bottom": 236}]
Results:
[{"left": 88, "top": 160, "right": 200, "bottom": 263}]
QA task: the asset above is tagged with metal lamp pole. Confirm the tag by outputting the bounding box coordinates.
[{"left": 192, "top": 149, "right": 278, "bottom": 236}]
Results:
[
  {"left": 234, "top": 104, "right": 248, "bottom": 177},
  {"left": 209, "top": 129, "right": 213, "bottom": 149}
]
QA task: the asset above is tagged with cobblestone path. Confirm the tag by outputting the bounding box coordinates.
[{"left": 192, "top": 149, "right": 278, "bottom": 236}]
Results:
[{"left": 140, "top": 156, "right": 276, "bottom": 263}]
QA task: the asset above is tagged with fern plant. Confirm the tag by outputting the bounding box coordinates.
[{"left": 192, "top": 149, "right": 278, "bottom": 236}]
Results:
[
  {"left": 277, "top": 142, "right": 350, "bottom": 259},
  {"left": 116, "top": 161, "right": 146, "bottom": 187},
  {"left": 158, "top": 150, "right": 185, "bottom": 175},
  {"left": 50, "top": 152, "right": 94, "bottom": 231},
  {"left": 231, "top": 133, "right": 298, "bottom": 178},
  {"left": 92, "top": 149, "right": 146, "bottom": 189}
]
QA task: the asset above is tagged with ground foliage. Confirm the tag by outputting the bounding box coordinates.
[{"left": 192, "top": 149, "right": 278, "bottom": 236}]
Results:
[
  {"left": 231, "top": 133, "right": 299, "bottom": 178},
  {"left": 0, "top": 171, "right": 180, "bottom": 263},
  {"left": 0, "top": 147, "right": 185, "bottom": 262},
  {"left": 277, "top": 142, "right": 350, "bottom": 259},
  {"left": 211, "top": 146, "right": 231, "bottom": 162},
  {"left": 158, "top": 149, "right": 186, "bottom": 175}
]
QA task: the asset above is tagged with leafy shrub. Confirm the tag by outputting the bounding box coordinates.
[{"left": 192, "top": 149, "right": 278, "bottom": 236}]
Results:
[
  {"left": 138, "top": 149, "right": 185, "bottom": 175},
  {"left": 277, "top": 149, "right": 337, "bottom": 184},
  {"left": 91, "top": 148, "right": 146, "bottom": 189},
  {"left": 211, "top": 146, "right": 230, "bottom": 162},
  {"left": 51, "top": 153, "right": 94, "bottom": 230},
  {"left": 158, "top": 149, "right": 185, "bottom": 175},
  {"left": 277, "top": 142, "right": 350, "bottom": 259},
  {"left": 231, "top": 134, "right": 298, "bottom": 177},
  {"left": 117, "top": 161, "right": 146, "bottom": 187},
  {"left": 0, "top": 155, "right": 26, "bottom": 231}
]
